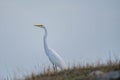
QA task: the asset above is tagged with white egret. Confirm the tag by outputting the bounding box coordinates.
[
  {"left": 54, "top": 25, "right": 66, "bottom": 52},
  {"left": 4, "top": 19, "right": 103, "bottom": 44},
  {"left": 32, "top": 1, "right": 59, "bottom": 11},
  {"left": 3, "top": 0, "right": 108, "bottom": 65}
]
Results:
[{"left": 34, "top": 24, "right": 67, "bottom": 71}]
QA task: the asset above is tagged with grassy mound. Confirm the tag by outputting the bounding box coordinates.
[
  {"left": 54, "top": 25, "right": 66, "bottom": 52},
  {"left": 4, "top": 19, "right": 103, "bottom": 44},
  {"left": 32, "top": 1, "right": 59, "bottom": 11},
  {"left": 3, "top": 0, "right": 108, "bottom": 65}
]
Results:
[{"left": 24, "top": 60, "right": 120, "bottom": 80}]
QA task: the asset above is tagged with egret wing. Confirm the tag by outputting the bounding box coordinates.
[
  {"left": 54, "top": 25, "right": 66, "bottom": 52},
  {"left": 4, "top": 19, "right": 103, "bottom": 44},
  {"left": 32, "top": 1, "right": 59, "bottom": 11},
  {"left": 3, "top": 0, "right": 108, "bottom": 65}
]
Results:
[{"left": 47, "top": 49, "right": 67, "bottom": 69}]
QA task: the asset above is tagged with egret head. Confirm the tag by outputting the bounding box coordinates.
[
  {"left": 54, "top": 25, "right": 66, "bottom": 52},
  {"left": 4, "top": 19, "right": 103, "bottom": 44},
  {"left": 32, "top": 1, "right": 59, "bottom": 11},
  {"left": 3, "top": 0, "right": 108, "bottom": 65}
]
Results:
[{"left": 34, "top": 24, "right": 44, "bottom": 28}]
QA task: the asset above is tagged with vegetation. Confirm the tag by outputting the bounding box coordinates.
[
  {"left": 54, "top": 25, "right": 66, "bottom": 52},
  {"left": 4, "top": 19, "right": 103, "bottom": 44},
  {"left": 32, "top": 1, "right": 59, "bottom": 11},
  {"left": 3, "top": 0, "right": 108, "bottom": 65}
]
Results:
[{"left": 24, "top": 59, "right": 120, "bottom": 80}]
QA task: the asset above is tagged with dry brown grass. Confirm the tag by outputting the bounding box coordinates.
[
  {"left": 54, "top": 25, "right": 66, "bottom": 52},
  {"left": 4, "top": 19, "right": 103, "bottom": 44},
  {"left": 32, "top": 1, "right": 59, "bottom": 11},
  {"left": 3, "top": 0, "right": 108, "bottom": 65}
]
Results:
[{"left": 24, "top": 59, "right": 120, "bottom": 80}]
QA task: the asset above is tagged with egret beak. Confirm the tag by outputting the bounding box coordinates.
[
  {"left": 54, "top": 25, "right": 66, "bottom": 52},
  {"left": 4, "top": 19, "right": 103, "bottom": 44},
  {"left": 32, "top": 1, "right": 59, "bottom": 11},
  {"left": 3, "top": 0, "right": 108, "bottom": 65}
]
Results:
[{"left": 34, "top": 24, "right": 44, "bottom": 27}]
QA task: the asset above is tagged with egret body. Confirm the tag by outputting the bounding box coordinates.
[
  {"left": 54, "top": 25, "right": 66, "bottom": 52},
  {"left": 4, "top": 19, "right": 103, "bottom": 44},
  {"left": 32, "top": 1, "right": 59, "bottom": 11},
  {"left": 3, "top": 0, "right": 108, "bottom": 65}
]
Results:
[{"left": 34, "top": 24, "right": 67, "bottom": 70}]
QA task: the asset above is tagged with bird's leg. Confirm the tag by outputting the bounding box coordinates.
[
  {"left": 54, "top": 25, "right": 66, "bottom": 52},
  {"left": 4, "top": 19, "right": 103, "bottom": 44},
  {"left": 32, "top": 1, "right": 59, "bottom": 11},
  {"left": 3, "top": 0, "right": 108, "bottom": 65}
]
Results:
[
  {"left": 55, "top": 65, "right": 57, "bottom": 72},
  {"left": 53, "top": 64, "right": 56, "bottom": 72},
  {"left": 53, "top": 64, "right": 57, "bottom": 72}
]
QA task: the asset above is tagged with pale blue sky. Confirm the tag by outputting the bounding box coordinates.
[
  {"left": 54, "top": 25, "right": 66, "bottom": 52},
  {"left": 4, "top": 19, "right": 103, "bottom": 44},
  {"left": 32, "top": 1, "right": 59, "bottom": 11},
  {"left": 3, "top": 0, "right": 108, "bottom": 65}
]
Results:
[{"left": 0, "top": 0, "right": 120, "bottom": 79}]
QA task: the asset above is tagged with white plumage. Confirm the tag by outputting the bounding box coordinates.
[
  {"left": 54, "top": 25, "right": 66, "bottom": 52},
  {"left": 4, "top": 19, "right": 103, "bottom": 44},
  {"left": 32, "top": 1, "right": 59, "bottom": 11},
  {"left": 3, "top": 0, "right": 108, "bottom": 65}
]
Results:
[
  {"left": 35, "top": 24, "right": 67, "bottom": 70},
  {"left": 46, "top": 49, "right": 67, "bottom": 69}
]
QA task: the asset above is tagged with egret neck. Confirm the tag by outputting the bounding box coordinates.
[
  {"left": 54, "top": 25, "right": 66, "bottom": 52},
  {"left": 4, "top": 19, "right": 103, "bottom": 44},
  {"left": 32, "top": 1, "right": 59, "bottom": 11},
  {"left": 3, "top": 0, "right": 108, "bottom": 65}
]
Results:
[{"left": 43, "top": 27, "right": 49, "bottom": 54}]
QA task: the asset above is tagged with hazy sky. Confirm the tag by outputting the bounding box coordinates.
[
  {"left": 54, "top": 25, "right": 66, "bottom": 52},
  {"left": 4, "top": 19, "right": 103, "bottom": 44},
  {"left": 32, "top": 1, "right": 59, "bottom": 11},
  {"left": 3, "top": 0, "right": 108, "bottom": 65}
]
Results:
[{"left": 0, "top": 0, "right": 120, "bottom": 79}]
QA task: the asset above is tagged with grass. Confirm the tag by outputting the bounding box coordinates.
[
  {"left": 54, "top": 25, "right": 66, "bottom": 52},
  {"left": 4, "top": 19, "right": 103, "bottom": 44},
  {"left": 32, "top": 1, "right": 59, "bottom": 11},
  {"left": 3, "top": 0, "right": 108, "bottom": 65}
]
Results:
[{"left": 24, "top": 59, "right": 120, "bottom": 80}]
